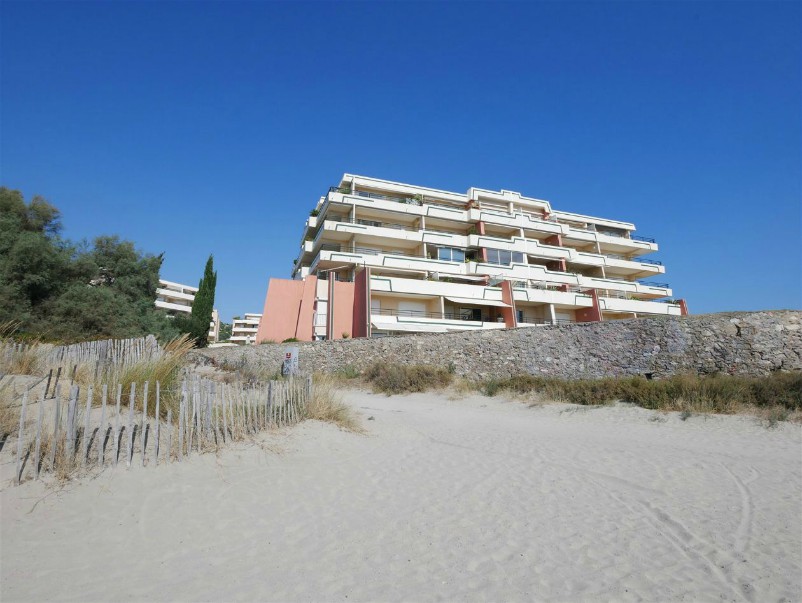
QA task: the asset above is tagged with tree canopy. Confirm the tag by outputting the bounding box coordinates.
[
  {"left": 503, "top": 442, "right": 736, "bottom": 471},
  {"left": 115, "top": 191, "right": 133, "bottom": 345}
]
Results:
[{"left": 0, "top": 187, "right": 179, "bottom": 342}]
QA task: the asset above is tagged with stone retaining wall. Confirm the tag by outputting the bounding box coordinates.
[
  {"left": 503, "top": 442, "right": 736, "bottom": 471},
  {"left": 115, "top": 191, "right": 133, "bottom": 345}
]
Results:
[{"left": 195, "top": 311, "right": 802, "bottom": 381}]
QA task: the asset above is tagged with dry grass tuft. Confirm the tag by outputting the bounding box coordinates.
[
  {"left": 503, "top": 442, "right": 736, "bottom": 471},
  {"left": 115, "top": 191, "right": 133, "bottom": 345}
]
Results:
[
  {"left": 478, "top": 371, "right": 802, "bottom": 421},
  {"left": 0, "top": 380, "right": 21, "bottom": 440},
  {"left": 306, "top": 374, "right": 363, "bottom": 432},
  {"left": 364, "top": 363, "right": 453, "bottom": 395}
]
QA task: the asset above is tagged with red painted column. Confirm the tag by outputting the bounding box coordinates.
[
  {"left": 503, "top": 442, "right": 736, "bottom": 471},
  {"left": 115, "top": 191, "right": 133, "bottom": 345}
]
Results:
[
  {"left": 477, "top": 221, "right": 488, "bottom": 262},
  {"left": 544, "top": 234, "right": 562, "bottom": 246},
  {"left": 678, "top": 299, "right": 689, "bottom": 316},
  {"left": 352, "top": 267, "right": 371, "bottom": 338},
  {"left": 575, "top": 289, "right": 603, "bottom": 323},
  {"left": 500, "top": 281, "right": 518, "bottom": 329}
]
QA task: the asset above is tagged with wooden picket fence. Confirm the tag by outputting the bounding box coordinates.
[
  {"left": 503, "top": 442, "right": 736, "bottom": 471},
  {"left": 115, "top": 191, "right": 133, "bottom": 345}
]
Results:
[
  {"left": 12, "top": 374, "right": 313, "bottom": 485},
  {"left": 44, "top": 335, "right": 163, "bottom": 369}
]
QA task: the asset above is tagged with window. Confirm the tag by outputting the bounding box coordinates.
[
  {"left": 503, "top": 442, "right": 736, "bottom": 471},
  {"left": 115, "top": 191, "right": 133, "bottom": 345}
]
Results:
[
  {"left": 485, "top": 249, "right": 524, "bottom": 265},
  {"left": 437, "top": 247, "right": 465, "bottom": 262}
]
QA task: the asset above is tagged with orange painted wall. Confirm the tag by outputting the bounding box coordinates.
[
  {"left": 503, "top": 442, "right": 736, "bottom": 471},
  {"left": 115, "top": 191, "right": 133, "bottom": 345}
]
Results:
[
  {"left": 500, "top": 281, "right": 518, "bottom": 328},
  {"left": 327, "top": 280, "right": 355, "bottom": 340},
  {"left": 256, "top": 276, "right": 318, "bottom": 342},
  {"left": 575, "top": 289, "right": 603, "bottom": 323}
]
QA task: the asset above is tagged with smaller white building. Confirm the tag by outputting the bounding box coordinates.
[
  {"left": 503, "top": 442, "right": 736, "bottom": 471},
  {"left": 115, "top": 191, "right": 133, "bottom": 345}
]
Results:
[
  {"left": 156, "top": 279, "right": 220, "bottom": 343},
  {"left": 230, "top": 313, "right": 263, "bottom": 345}
]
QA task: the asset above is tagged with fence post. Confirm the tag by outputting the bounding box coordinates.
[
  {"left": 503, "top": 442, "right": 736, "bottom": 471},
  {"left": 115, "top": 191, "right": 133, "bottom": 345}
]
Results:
[
  {"left": 34, "top": 390, "right": 45, "bottom": 479},
  {"left": 267, "top": 381, "right": 273, "bottom": 426},
  {"left": 50, "top": 384, "right": 62, "bottom": 471},
  {"left": 65, "top": 385, "right": 78, "bottom": 467},
  {"left": 178, "top": 381, "right": 186, "bottom": 462},
  {"left": 126, "top": 382, "right": 136, "bottom": 468},
  {"left": 221, "top": 383, "right": 228, "bottom": 443},
  {"left": 98, "top": 385, "right": 108, "bottom": 466},
  {"left": 114, "top": 384, "right": 122, "bottom": 467},
  {"left": 166, "top": 408, "right": 173, "bottom": 463},
  {"left": 15, "top": 391, "right": 29, "bottom": 485},
  {"left": 82, "top": 386, "right": 94, "bottom": 466},
  {"left": 154, "top": 381, "right": 161, "bottom": 466}
]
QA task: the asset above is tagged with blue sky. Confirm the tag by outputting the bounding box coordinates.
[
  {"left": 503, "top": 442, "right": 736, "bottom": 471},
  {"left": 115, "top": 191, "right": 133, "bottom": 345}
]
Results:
[{"left": 2, "top": 1, "right": 800, "bottom": 321}]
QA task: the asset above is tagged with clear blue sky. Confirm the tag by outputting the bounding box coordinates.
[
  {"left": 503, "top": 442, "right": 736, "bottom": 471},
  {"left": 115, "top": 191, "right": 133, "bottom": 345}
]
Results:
[{"left": 2, "top": 1, "right": 800, "bottom": 321}]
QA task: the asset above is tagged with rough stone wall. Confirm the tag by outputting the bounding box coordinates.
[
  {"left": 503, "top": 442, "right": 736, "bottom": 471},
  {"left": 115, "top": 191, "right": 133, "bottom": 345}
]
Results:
[{"left": 195, "top": 311, "right": 802, "bottom": 381}]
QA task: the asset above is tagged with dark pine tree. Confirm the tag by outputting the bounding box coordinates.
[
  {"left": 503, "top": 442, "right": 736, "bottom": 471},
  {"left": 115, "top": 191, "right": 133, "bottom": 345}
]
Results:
[{"left": 190, "top": 254, "right": 217, "bottom": 347}]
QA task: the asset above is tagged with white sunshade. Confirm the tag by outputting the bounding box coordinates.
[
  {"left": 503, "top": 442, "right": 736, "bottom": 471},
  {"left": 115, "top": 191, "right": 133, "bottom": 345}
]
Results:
[
  {"left": 444, "top": 296, "right": 511, "bottom": 308},
  {"left": 371, "top": 320, "right": 448, "bottom": 333}
]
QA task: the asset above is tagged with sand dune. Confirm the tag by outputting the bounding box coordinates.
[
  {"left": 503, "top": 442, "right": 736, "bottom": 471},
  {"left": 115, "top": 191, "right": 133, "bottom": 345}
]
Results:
[{"left": 2, "top": 390, "right": 800, "bottom": 602}]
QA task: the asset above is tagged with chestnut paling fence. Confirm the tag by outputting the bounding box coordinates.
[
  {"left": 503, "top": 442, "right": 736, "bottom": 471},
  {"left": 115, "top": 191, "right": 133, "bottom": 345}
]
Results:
[{"left": 12, "top": 375, "right": 313, "bottom": 485}]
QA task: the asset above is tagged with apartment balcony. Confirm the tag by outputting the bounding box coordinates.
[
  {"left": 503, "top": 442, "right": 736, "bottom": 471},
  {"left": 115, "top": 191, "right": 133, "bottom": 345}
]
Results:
[
  {"left": 312, "top": 248, "right": 463, "bottom": 279},
  {"left": 563, "top": 227, "right": 658, "bottom": 256},
  {"left": 155, "top": 299, "right": 193, "bottom": 313},
  {"left": 232, "top": 326, "right": 259, "bottom": 334},
  {"left": 512, "top": 287, "right": 594, "bottom": 308},
  {"left": 370, "top": 274, "right": 505, "bottom": 300},
  {"left": 370, "top": 308, "right": 507, "bottom": 334},
  {"left": 599, "top": 296, "right": 683, "bottom": 317},
  {"left": 469, "top": 208, "right": 564, "bottom": 237},
  {"left": 156, "top": 287, "right": 195, "bottom": 303},
  {"left": 297, "top": 218, "right": 663, "bottom": 281}
]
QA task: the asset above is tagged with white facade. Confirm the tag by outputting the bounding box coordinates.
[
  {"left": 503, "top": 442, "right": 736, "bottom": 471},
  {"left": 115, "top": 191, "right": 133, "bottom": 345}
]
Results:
[
  {"left": 230, "top": 313, "right": 262, "bottom": 345},
  {"left": 292, "top": 174, "right": 684, "bottom": 337},
  {"left": 155, "top": 279, "right": 220, "bottom": 342}
]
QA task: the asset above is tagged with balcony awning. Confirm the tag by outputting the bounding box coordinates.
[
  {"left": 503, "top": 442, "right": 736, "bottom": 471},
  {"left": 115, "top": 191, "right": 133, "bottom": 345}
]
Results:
[
  {"left": 371, "top": 320, "right": 448, "bottom": 333},
  {"left": 444, "top": 296, "right": 511, "bottom": 308}
]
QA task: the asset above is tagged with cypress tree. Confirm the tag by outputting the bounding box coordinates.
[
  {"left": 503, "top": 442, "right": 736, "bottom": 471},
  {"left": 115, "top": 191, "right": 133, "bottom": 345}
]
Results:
[{"left": 190, "top": 254, "right": 217, "bottom": 347}]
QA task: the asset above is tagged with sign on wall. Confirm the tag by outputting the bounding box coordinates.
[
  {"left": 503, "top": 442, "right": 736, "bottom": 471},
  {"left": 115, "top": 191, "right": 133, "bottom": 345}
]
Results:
[{"left": 282, "top": 347, "right": 299, "bottom": 376}]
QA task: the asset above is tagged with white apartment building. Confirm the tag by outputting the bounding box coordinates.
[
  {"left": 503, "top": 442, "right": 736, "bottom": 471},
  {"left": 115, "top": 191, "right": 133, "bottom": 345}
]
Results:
[
  {"left": 257, "top": 174, "right": 687, "bottom": 342},
  {"left": 155, "top": 279, "right": 221, "bottom": 343},
  {"left": 230, "top": 313, "right": 262, "bottom": 345}
]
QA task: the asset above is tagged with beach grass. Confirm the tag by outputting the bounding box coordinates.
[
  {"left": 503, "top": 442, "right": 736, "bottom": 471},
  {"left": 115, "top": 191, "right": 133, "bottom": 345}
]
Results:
[
  {"left": 364, "top": 363, "right": 453, "bottom": 395},
  {"left": 307, "top": 374, "right": 363, "bottom": 432}
]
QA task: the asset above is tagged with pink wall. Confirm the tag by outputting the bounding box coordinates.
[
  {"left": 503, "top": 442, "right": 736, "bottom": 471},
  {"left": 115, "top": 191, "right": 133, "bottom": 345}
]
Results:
[
  {"left": 296, "top": 277, "right": 317, "bottom": 341},
  {"left": 256, "top": 276, "right": 318, "bottom": 342},
  {"left": 327, "top": 279, "right": 355, "bottom": 340}
]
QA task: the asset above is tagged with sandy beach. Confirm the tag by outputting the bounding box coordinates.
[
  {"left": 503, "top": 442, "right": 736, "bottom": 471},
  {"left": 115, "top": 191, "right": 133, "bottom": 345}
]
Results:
[{"left": 2, "top": 389, "right": 800, "bottom": 602}]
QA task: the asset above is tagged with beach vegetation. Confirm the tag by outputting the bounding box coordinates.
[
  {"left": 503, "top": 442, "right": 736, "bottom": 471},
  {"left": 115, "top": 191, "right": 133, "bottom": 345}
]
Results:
[
  {"left": 364, "top": 363, "right": 453, "bottom": 394},
  {"left": 306, "top": 374, "right": 362, "bottom": 431},
  {"left": 476, "top": 371, "right": 802, "bottom": 419}
]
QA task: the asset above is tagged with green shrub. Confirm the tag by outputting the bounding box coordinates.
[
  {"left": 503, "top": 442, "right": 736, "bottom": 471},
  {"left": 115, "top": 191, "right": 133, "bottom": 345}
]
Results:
[{"left": 335, "top": 365, "right": 361, "bottom": 379}]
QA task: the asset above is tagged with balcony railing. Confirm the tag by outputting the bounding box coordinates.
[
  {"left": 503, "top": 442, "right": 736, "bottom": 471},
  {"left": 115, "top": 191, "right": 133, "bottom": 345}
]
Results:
[
  {"left": 518, "top": 316, "right": 575, "bottom": 326},
  {"left": 606, "top": 253, "right": 662, "bottom": 266},
  {"left": 639, "top": 281, "right": 669, "bottom": 288},
  {"left": 329, "top": 186, "right": 421, "bottom": 206},
  {"left": 372, "top": 308, "right": 494, "bottom": 322},
  {"left": 631, "top": 235, "right": 656, "bottom": 243}
]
